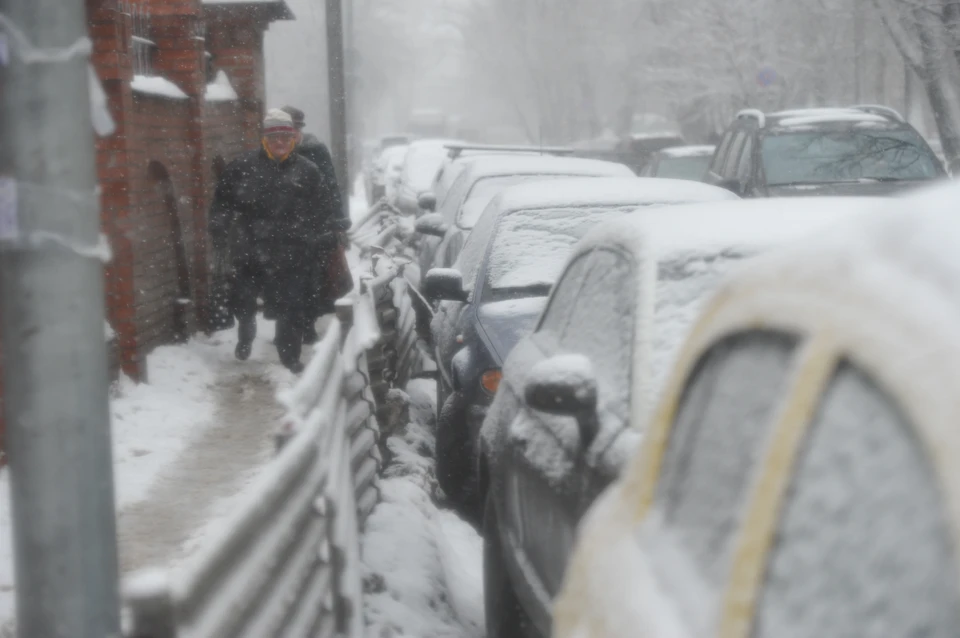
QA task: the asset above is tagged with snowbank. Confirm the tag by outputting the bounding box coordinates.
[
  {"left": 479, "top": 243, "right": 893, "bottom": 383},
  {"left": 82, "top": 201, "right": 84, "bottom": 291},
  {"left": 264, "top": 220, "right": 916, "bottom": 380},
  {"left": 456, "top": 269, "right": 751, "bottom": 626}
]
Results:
[{"left": 361, "top": 380, "right": 484, "bottom": 638}]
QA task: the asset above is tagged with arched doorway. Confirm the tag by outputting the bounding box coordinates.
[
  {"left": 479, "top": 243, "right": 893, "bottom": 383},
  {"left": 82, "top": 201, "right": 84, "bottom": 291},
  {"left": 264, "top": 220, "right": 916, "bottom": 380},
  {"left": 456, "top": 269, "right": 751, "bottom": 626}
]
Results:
[{"left": 147, "top": 161, "right": 192, "bottom": 342}]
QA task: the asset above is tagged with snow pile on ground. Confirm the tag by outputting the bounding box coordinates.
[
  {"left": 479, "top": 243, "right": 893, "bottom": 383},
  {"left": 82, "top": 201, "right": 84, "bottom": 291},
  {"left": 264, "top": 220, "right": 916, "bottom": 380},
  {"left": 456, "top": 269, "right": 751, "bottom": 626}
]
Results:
[{"left": 361, "top": 380, "right": 484, "bottom": 638}]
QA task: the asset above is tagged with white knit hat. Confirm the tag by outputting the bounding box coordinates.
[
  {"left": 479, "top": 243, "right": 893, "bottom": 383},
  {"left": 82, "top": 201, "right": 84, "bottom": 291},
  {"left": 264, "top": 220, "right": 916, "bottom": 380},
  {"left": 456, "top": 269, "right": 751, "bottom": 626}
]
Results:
[{"left": 263, "top": 108, "right": 296, "bottom": 135}]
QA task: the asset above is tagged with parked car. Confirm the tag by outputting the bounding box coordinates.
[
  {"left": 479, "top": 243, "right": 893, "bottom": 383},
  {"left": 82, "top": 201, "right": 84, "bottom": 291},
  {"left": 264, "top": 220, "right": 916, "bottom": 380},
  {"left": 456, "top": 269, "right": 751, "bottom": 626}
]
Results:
[
  {"left": 369, "top": 144, "right": 409, "bottom": 203},
  {"left": 393, "top": 139, "right": 464, "bottom": 215},
  {"left": 365, "top": 133, "right": 413, "bottom": 201},
  {"left": 640, "top": 144, "right": 715, "bottom": 181},
  {"left": 430, "top": 145, "right": 573, "bottom": 212},
  {"left": 380, "top": 145, "right": 409, "bottom": 204},
  {"left": 425, "top": 177, "right": 738, "bottom": 520},
  {"left": 480, "top": 195, "right": 884, "bottom": 638},
  {"left": 570, "top": 131, "right": 686, "bottom": 175},
  {"left": 705, "top": 105, "right": 945, "bottom": 197},
  {"left": 551, "top": 182, "right": 960, "bottom": 638},
  {"left": 414, "top": 155, "right": 634, "bottom": 281}
]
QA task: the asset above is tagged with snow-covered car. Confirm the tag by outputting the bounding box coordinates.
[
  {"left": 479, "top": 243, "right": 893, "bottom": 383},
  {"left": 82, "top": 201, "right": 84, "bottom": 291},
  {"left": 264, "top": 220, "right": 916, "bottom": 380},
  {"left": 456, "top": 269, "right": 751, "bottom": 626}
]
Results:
[
  {"left": 551, "top": 183, "right": 960, "bottom": 638},
  {"left": 370, "top": 144, "right": 409, "bottom": 204},
  {"left": 393, "top": 139, "right": 465, "bottom": 216},
  {"left": 481, "top": 195, "right": 884, "bottom": 638},
  {"left": 640, "top": 144, "right": 715, "bottom": 181},
  {"left": 706, "top": 106, "right": 945, "bottom": 197},
  {"left": 424, "top": 178, "right": 738, "bottom": 520},
  {"left": 414, "top": 155, "right": 635, "bottom": 284}
]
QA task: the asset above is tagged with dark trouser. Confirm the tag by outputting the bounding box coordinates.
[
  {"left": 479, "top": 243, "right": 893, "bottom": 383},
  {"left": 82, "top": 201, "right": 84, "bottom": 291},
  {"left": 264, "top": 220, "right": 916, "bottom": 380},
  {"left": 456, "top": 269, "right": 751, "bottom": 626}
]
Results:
[
  {"left": 232, "top": 260, "right": 264, "bottom": 346},
  {"left": 232, "top": 255, "right": 309, "bottom": 369}
]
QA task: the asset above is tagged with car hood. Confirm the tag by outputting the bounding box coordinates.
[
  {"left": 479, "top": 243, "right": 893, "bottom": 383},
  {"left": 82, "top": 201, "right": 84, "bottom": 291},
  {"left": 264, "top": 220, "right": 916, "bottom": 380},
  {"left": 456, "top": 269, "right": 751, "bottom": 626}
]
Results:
[
  {"left": 766, "top": 180, "right": 928, "bottom": 197},
  {"left": 476, "top": 296, "right": 548, "bottom": 363}
]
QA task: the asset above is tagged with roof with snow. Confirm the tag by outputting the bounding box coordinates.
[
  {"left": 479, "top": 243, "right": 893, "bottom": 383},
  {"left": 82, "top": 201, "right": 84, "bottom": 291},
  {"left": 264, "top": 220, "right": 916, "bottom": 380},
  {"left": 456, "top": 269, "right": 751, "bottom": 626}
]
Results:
[
  {"left": 495, "top": 177, "right": 736, "bottom": 214},
  {"left": 740, "top": 180, "right": 960, "bottom": 303},
  {"left": 202, "top": 0, "right": 294, "bottom": 20},
  {"left": 578, "top": 195, "right": 886, "bottom": 261},
  {"left": 766, "top": 107, "right": 903, "bottom": 130},
  {"left": 131, "top": 75, "right": 188, "bottom": 100},
  {"left": 658, "top": 145, "right": 716, "bottom": 158},
  {"left": 462, "top": 155, "right": 634, "bottom": 181}
]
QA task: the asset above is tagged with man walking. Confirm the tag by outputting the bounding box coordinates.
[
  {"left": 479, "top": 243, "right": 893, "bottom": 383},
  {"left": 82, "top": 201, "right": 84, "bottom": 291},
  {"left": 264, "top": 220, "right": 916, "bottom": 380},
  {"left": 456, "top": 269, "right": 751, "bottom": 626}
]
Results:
[
  {"left": 210, "top": 108, "right": 337, "bottom": 373},
  {"left": 280, "top": 105, "right": 353, "bottom": 344}
]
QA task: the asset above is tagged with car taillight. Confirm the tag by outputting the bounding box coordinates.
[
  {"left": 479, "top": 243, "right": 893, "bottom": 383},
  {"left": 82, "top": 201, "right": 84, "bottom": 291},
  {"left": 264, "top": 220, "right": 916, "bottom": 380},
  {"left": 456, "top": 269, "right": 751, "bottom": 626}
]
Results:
[{"left": 481, "top": 369, "right": 502, "bottom": 394}]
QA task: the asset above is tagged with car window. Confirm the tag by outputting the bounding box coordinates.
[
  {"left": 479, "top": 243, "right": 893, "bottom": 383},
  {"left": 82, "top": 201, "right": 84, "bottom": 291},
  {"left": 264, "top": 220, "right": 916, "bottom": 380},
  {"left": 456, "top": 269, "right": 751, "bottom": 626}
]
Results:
[
  {"left": 753, "top": 362, "right": 959, "bottom": 638},
  {"left": 710, "top": 131, "right": 734, "bottom": 174},
  {"left": 655, "top": 156, "right": 712, "bottom": 181},
  {"left": 736, "top": 137, "right": 754, "bottom": 181},
  {"left": 481, "top": 206, "right": 637, "bottom": 301},
  {"left": 457, "top": 174, "right": 573, "bottom": 229},
  {"left": 439, "top": 170, "right": 472, "bottom": 224},
  {"left": 537, "top": 253, "right": 593, "bottom": 336},
  {"left": 655, "top": 331, "right": 798, "bottom": 588},
  {"left": 761, "top": 128, "right": 942, "bottom": 185},
  {"left": 454, "top": 195, "right": 503, "bottom": 290},
  {"left": 722, "top": 131, "right": 747, "bottom": 178},
  {"left": 555, "top": 249, "right": 635, "bottom": 424}
]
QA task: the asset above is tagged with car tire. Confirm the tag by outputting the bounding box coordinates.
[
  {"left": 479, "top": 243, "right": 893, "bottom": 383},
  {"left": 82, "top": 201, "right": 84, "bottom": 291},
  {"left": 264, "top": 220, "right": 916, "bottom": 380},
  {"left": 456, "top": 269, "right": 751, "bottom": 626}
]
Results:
[
  {"left": 436, "top": 391, "right": 479, "bottom": 522},
  {"left": 484, "top": 493, "right": 531, "bottom": 638}
]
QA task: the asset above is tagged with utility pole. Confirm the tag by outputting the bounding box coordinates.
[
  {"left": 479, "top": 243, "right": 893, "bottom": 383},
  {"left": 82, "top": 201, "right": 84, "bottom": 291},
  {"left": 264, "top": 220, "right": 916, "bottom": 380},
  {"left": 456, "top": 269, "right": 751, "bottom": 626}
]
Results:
[
  {"left": 853, "top": 0, "right": 864, "bottom": 102},
  {"left": 326, "top": 0, "right": 350, "bottom": 219},
  {"left": 0, "top": 1, "right": 121, "bottom": 637}
]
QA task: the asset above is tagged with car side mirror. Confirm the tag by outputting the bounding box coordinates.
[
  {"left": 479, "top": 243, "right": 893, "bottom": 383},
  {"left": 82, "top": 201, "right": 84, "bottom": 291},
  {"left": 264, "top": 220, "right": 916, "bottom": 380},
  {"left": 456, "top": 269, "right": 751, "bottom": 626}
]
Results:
[
  {"left": 423, "top": 268, "right": 468, "bottom": 302},
  {"left": 418, "top": 191, "right": 437, "bottom": 212},
  {"left": 415, "top": 213, "right": 449, "bottom": 238},
  {"left": 525, "top": 354, "right": 599, "bottom": 447}
]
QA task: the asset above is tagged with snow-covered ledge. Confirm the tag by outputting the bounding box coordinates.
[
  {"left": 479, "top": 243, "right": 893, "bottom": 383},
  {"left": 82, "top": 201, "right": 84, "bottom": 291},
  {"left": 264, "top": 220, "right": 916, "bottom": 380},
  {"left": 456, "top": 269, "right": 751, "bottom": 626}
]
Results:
[
  {"left": 131, "top": 75, "right": 188, "bottom": 100},
  {"left": 204, "top": 70, "right": 238, "bottom": 102}
]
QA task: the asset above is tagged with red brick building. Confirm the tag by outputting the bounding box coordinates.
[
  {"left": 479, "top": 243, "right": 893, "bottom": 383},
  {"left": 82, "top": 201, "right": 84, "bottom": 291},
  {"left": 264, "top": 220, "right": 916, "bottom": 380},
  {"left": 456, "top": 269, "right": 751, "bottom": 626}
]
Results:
[{"left": 88, "top": 0, "right": 293, "bottom": 379}]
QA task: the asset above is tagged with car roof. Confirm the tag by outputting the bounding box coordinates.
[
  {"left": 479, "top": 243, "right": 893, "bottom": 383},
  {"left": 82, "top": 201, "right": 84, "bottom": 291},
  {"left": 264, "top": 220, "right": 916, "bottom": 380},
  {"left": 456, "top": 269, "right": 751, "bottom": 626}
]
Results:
[
  {"left": 763, "top": 107, "right": 904, "bottom": 131},
  {"left": 734, "top": 180, "right": 960, "bottom": 313},
  {"left": 578, "top": 196, "right": 886, "bottom": 262},
  {"left": 494, "top": 177, "right": 737, "bottom": 214},
  {"left": 461, "top": 154, "right": 633, "bottom": 180},
  {"left": 658, "top": 145, "right": 715, "bottom": 158}
]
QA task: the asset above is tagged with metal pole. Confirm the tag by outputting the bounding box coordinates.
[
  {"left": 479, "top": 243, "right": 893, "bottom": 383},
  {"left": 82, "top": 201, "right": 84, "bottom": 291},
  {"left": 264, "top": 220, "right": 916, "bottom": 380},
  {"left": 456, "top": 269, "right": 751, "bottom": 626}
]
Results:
[
  {"left": 853, "top": 0, "right": 864, "bottom": 102},
  {"left": 326, "top": 0, "right": 350, "bottom": 219},
  {"left": 0, "top": 1, "right": 121, "bottom": 637}
]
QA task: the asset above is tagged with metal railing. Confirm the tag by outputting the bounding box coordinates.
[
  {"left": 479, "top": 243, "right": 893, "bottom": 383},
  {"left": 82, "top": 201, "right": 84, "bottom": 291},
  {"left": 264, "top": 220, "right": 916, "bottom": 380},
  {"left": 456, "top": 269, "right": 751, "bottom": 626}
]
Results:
[{"left": 123, "top": 287, "right": 383, "bottom": 638}]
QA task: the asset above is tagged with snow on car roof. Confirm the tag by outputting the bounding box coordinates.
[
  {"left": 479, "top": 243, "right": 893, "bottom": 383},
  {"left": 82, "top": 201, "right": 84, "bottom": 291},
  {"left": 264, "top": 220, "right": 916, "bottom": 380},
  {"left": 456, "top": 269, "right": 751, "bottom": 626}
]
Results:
[
  {"left": 463, "top": 154, "right": 633, "bottom": 180},
  {"left": 495, "top": 177, "right": 736, "bottom": 213},
  {"left": 580, "top": 196, "right": 885, "bottom": 261},
  {"left": 750, "top": 180, "right": 960, "bottom": 305},
  {"left": 658, "top": 145, "right": 716, "bottom": 158},
  {"left": 777, "top": 113, "right": 890, "bottom": 128}
]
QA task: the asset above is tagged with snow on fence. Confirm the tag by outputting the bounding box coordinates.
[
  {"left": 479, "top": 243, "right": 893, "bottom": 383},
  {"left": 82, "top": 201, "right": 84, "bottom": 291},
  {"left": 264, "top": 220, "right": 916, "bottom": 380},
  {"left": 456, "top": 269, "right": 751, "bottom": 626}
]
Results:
[
  {"left": 122, "top": 286, "right": 384, "bottom": 638},
  {"left": 349, "top": 203, "right": 434, "bottom": 440}
]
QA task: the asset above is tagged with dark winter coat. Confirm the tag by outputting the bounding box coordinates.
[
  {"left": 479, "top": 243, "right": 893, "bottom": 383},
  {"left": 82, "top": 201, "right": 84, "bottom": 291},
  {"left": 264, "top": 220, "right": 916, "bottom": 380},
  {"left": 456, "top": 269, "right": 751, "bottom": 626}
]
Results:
[
  {"left": 210, "top": 147, "right": 338, "bottom": 315},
  {"left": 298, "top": 133, "right": 347, "bottom": 225}
]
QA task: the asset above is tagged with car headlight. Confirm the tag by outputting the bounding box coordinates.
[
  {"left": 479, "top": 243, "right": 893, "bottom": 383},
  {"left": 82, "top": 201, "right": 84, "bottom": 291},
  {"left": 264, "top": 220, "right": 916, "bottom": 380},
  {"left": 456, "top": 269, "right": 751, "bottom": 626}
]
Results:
[{"left": 481, "top": 369, "right": 503, "bottom": 394}]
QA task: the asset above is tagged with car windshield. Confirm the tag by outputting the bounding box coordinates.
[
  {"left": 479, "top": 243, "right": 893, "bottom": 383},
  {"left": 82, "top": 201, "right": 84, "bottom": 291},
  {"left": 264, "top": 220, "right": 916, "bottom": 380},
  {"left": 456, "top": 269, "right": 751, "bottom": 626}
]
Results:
[
  {"left": 651, "top": 249, "right": 754, "bottom": 393},
  {"left": 655, "top": 156, "right": 711, "bottom": 181},
  {"left": 457, "top": 174, "right": 567, "bottom": 228},
  {"left": 762, "top": 128, "right": 941, "bottom": 185},
  {"left": 479, "top": 206, "right": 637, "bottom": 301}
]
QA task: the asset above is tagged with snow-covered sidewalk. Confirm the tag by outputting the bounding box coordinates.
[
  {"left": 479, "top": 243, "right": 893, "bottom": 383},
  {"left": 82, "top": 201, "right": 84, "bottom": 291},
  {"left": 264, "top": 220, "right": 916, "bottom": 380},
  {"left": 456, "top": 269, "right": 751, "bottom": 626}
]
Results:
[
  {"left": 0, "top": 315, "right": 304, "bottom": 636},
  {"left": 361, "top": 380, "right": 485, "bottom": 638}
]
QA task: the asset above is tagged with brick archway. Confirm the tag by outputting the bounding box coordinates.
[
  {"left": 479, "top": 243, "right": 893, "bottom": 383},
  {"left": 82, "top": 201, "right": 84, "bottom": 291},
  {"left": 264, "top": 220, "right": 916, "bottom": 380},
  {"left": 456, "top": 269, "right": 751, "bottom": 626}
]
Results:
[{"left": 146, "top": 161, "right": 192, "bottom": 343}]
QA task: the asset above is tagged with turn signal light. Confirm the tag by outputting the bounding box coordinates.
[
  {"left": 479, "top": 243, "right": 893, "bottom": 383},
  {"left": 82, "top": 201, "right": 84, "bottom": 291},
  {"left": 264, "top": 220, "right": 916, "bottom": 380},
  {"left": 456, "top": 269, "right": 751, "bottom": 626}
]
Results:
[{"left": 481, "top": 369, "right": 503, "bottom": 394}]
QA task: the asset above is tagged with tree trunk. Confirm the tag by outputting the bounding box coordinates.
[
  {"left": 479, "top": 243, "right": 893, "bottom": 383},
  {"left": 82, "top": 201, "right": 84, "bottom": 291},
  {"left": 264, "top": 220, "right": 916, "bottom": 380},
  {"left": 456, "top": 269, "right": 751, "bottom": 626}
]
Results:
[{"left": 915, "top": 6, "right": 960, "bottom": 170}]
